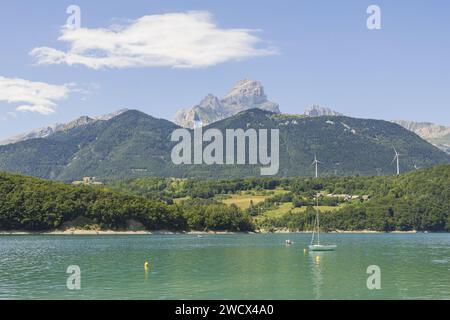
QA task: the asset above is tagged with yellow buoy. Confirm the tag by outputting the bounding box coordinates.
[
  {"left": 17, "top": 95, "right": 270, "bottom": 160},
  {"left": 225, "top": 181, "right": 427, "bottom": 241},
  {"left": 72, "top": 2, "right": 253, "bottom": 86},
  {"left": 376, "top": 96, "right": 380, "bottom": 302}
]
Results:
[
  {"left": 315, "top": 255, "right": 321, "bottom": 263},
  {"left": 144, "top": 261, "right": 149, "bottom": 270},
  {"left": 303, "top": 248, "right": 307, "bottom": 254}
]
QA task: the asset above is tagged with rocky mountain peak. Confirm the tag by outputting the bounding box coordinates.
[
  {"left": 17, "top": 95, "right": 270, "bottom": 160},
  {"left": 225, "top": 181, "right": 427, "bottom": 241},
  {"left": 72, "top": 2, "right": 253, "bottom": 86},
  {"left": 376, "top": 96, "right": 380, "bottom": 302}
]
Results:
[
  {"left": 173, "top": 79, "right": 280, "bottom": 128},
  {"left": 198, "top": 94, "right": 221, "bottom": 109},
  {"left": 222, "top": 78, "right": 267, "bottom": 106},
  {"left": 93, "top": 108, "right": 129, "bottom": 121},
  {"left": 63, "top": 116, "right": 95, "bottom": 131},
  {"left": 304, "top": 105, "right": 343, "bottom": 117}
]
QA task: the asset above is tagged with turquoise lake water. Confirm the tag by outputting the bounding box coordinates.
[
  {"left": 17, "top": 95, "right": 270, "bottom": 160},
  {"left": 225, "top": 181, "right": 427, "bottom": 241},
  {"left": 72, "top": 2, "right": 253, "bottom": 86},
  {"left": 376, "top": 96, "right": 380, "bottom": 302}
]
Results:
[{"left": 0, "top": 233, "right": 449, "bottom": 299}]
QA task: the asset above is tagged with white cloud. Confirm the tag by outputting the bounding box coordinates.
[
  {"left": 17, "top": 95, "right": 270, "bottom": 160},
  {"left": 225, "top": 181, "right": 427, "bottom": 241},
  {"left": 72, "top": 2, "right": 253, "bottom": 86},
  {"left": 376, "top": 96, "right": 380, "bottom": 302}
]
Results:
[
  {"left": 30, "top": 11, "right": 277, "bottom": 70},
  {"left": 0, "top": 76, "right": 71, "bottom": 115}
]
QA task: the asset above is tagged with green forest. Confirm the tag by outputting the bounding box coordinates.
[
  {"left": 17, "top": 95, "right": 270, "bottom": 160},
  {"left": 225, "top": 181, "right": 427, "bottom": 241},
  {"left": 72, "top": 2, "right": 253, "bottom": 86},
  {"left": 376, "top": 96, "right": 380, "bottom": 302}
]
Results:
[
  {"left": 0, "top": 173, "right": 252, "bottom": 232},
  {"left": 1, "top": 164, "right": 449, "bottom": 232}
]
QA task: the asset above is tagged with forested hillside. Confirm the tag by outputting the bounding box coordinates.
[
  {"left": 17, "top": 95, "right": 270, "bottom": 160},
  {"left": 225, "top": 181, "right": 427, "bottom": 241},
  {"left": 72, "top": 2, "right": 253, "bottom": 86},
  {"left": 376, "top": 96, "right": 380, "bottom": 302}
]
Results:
[
  {"left": 0, "top": 173, "right": 253, "bottom": 232},
  {"left": 1, "top": 165, "right": 448, "bottom": 232},
  {"left": 0, "top": 109, "right": 448, "bottom": 180},
  {"left": 109, "top": 164, "right": 450, "bottom": 232}
]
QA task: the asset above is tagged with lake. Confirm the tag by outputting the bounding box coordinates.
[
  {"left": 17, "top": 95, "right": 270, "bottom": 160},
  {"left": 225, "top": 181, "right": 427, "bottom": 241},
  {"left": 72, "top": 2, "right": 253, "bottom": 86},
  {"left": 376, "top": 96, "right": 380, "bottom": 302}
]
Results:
[{"left": 0, "top": 233, "right": 449, "bottom": 299}]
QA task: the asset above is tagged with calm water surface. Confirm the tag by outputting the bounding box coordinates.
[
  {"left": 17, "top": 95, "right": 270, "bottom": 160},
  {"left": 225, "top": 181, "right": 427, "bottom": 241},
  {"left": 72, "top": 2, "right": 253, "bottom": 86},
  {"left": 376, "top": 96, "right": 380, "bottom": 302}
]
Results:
[{"left": 0, "top": 233, "right": 449, "bottom": 299}]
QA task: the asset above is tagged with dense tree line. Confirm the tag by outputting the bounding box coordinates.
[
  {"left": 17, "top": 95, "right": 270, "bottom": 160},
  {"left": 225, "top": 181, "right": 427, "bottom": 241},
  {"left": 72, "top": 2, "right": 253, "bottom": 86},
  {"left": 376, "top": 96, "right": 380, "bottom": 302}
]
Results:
[
  {"left": 180, "top": 199, "right": 253, "bottom": 231},
  {"left": 109, "top": 165, "right": 450, "bottom": 232},
  {"left": 2, "top": 164, "right": 449, "bottom": 232},
  {"left": 259, "top": 165, "right": 450, "bottom": 232},
  {"left": 0, "top": 173, "right": 253, "bottom": 232}
]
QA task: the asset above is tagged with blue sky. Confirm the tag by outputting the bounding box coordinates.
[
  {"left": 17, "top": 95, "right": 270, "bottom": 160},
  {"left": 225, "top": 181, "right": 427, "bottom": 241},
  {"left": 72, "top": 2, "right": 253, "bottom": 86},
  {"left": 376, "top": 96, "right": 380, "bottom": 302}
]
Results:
[{"left": 0, "top": 0, "right": 449, "bottom": 139}]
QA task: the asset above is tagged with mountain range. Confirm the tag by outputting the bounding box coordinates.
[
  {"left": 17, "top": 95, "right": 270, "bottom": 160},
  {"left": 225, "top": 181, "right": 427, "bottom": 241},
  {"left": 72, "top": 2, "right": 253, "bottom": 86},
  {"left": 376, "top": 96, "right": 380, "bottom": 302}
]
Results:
[
  {"left": 5, "top": 78, "right": 447, "bottom": 154},
  {"left": 0, "top": 109, "right": 128, "bottom": 146},
  {"left": 0, "top": 79, "right": 449, "bottom": 180},
  {"left": 0, "top": 108, "right": 448, "bottom": 181},
  {"left": 0, "top": 79, "right": 340, "bottom": 146}
]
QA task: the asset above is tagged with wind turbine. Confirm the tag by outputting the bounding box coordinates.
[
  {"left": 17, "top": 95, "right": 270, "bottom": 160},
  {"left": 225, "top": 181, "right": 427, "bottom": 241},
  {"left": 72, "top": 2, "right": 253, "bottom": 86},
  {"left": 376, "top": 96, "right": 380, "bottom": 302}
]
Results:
[
  {"left": 311, "top": 154, "right": 323, "bottom": 178},
  {"left": 392, "top": 147, "right": 402, "bottom": 175}
]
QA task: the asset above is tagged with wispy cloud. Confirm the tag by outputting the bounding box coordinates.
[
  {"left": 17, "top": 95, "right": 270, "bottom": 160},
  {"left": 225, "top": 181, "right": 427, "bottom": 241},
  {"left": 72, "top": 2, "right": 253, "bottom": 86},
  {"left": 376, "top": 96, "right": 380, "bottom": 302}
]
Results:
[
  {"left": 30, "top": 11, "right": 277, "bottom": 70},
  {"left": 0, "top": 76, "right": 72, "bottom": 115}
]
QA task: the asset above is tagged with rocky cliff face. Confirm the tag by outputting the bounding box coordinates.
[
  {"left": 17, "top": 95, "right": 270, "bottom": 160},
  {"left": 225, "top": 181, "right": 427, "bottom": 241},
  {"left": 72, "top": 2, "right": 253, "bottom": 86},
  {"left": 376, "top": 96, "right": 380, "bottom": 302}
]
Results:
[
  {"left": 392, "top": 120, "right": 450, "bottom": 154},
  {"left": 173, "top": 79, "right": 280, "bottom": 128},
  {"left": 392, "top": 120, "right": 450, "bottom": 139}
]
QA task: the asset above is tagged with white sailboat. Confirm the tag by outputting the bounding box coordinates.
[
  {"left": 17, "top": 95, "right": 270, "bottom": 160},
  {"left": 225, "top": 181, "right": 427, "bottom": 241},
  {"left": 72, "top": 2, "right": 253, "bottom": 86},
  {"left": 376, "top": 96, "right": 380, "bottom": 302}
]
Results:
[{"left": 308, "top": 197, "right": 337, "bottom": 251}]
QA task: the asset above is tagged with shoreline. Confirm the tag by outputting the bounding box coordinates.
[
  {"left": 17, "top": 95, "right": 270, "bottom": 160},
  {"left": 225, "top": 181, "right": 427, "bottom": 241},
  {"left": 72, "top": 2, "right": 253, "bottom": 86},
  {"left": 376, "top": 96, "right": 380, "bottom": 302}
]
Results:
[
  {"left": 0, "top": 230, "right": 237, "bottom": 236},
  {"left": 0, "top": 229, "right": 429, "bottom": 236}
]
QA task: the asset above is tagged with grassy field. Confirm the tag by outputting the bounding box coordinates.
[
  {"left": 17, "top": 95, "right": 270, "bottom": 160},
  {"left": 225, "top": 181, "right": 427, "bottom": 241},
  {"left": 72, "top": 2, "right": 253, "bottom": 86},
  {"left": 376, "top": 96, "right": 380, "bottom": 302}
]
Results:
[
  {"left": 217, "top": 188, "right": 344, "bottom": 232},
  {"left": 218, "top": 189, "right": 344, "bottom": 215},
  {"left": 176, "top": 188, "right": 343, "bottom": 221},
  {"left": 221, "top": 194, "right": 267, "bottom": 209},
  {"left": 219, "top": 189, "right": 289, "bottom": 209},
  {"left": 262, "top": 203, "right": 294, "bottom": 218},
  {"left": 253, "top": 203, "right": 344, "bottom": 228},
  {"left": 173, "top": 189, "right": 289, "bottom": 209}
]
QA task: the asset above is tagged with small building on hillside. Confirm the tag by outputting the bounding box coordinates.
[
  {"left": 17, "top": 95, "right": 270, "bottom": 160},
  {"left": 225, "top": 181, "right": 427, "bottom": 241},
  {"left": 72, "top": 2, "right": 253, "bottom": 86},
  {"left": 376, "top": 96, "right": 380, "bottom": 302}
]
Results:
[{"left": 72, "top": 177, "right": 103, "bottom": 186}]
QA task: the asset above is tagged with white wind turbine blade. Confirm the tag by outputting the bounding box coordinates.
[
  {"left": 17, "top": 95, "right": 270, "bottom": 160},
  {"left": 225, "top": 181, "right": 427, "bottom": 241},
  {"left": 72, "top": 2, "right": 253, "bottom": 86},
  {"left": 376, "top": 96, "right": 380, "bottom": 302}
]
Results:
[
  {"left": 393, "top": 146, "right": 399, "bottom": 156},
  {"left": 391, "top": 155, "right": 397, "bottom": 164}
]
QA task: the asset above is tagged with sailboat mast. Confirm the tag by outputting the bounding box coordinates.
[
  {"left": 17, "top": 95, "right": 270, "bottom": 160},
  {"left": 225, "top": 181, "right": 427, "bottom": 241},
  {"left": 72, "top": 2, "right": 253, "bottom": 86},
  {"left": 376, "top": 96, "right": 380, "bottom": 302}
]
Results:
[
  {"left": 310, "top": 213, "right": 316, "bottom": 245},
  {"left": 316, "top": 197, "right": 320, "bottom": 245}
]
